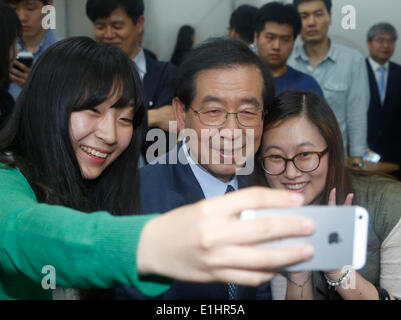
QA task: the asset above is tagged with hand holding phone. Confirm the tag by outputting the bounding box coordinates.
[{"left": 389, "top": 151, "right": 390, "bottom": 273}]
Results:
[
  {"left": 15, "top": 52, "right": 34, "bottom": 69},
  {"left": 241, "top": 206, "right": 369, "bottom": 271},
  {"left": 10, "top": 52, "right": 33, "bottom": 88}
]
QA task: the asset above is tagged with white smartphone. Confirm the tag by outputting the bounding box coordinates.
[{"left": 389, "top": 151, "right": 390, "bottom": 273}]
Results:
[{"left": 241, "top": 206, "right": 369, "bottom": 271}]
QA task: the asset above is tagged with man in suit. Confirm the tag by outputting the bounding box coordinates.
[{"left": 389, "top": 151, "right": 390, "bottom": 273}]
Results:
[
  {"left": 366, "top": 23, "right": 401, "bottom": 178},
  {"left": 116, "top": 38, "right": 276, "bottom": 300},
  {"left": 86, "top": 0, "right": 176, "bottom": 159}
]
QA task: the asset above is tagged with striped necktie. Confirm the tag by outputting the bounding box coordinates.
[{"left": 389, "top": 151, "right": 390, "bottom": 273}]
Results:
[{"left": 225, "top": 185, "right": 237, "bottom": 300}]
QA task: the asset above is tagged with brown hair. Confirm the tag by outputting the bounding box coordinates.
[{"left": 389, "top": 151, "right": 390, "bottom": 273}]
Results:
[{"left": 258, "top": 90, "right": 352, "bottom": 204}]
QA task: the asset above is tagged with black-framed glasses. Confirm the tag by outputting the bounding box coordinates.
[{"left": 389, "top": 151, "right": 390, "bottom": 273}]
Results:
[
  {"left": 189, "top": 106, "right": 265, "bottom": 127},
  {"left": 261, "top": 148, "right": 329, "bottom": 176}
]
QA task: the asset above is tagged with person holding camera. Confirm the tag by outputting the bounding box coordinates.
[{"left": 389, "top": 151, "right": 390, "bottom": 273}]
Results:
[{"left": 5, "top": 0, "right": 59, "bottom": 101}]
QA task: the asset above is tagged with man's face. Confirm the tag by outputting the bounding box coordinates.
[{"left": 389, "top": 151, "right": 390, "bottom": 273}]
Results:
[
  {"left": 93, "top": 7, "right": 144, "bottom": 59},
  {"left": 297, "top": 0, "right": 331, "bottom": 44},
  {"left": 174, "top": 65, "right": 265, "bottom": 182},
  {"left": 368, "top": 33, "right": 396, "bottom": 65},
  {"left": 255, "top": 22, "right": 295, "bottom": 72},
  {"left": 11, "top": 0, "right": 48, "bottom": 39}
]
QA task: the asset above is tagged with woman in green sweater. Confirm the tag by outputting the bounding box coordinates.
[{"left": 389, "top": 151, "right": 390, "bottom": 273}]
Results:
[{"left": 0, "top": 36, "right": 316, "bottom": 300}]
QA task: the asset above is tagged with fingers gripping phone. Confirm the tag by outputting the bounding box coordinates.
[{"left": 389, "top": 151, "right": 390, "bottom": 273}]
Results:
[
  {"left": 15, "top": 52, "right": 34, "bottom": 71},
  {"left": 241, "top": 206, "right": 369, "bottom": 271}
]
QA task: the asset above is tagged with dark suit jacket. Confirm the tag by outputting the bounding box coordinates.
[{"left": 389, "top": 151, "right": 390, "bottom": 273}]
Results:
[
  {"left": 366, "top": 59, "right": 401, "bottom": 168},
  {"left": 141, "top": 54, "right": 177, "bottom": 159},
  {"left": 115, "top": 145, "right": 271, "bottom": 300},
  {"left": 143, "top": 53, "right": 176, "bottom": 112}
]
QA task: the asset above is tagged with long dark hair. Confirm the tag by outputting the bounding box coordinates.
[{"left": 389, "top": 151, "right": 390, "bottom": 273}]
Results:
[
  {"left": 174, "top": 25, "right": 195, "bottom": 52},
  {"left": 0, "top": 1, "right": 22, "bottom": 87},
  {"left": 257, "top": 90, "right": 352, "bottom": 204},
  {"left": 170, "top": 25, "right": 195, "bottom": 66},
  {"left": 0, "top": 37, "right": 145, "bottom": 215}
]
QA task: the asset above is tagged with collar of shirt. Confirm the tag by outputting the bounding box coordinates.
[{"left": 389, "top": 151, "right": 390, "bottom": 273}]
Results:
[
  {"left": 294, "top": 38, "right": 336, "bottom": 65},
  {"left": 17, "top": 30, "right": 59, "bottom": 60},
  {"left": 182, "top": 141, "right": 238, "bottom": 199},
  {"left": 132, "top": 48, "right": 147, "bottom": 81},
  {"left": 368, "top": 56, "right": 389, "bottom": 74}
]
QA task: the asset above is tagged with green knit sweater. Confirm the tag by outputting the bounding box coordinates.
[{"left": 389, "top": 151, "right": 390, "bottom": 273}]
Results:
[{"left": 0, "top": 166, "right": 170, "bottom": 300}]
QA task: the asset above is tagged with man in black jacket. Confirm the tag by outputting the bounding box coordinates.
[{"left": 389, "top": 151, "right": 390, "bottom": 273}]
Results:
[
  {"left": 366, "top": 22, "right": 401, "bottom": 178},
  {"left": 86, "top": 0, "right": 176, "bottom": 160}
]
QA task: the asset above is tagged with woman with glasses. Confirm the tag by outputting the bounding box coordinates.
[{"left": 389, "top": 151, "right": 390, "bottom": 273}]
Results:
[{"left": 256, "top": 90, "right": 401, "bottom": 300}]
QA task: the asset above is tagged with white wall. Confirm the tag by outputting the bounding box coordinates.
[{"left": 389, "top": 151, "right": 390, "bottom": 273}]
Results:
[
  {"left": 143, "top": 0, "right": 235, "bottom": 61},
  {"left": 54, "top": 0, "right": 94, "bottom": 39},
  {"left": 53, "top": 0, "right": 66, "bottom": 39},
  {"left": 54, "top": 0, "right": 401, "bottom": 64}
]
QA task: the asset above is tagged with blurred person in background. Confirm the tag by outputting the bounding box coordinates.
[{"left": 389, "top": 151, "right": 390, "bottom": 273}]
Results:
[
  {"left": 254, "top": 2, "right": 323, "bottom": 96},
  {"left": 6, "top": 0, "right": 59, "bottom": 101},
  {"left": 0, "top": 1, "right": 21, "bottom": 129},
  {"left": 366, "top": 22, "right": 401, "bottom": 179},
  {"left": 289, "top": 0, "right": 369, "bottom": 169},
  {"left": 86, "top": 0, "right": 177, "bottom": 162},
  {"left": 170, "top": 25, "right": 195, "bottom": 67},
  {"left": 229, "top": 4, "right": 258, "bottom": 52}
]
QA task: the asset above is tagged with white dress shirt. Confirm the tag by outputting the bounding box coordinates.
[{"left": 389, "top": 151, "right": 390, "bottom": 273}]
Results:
[
  {"left": 182, "top": 142, "right": 238, "bottom": 199},
  {"left": 132, "top": 48, "right": 147, "bottom": 81}
]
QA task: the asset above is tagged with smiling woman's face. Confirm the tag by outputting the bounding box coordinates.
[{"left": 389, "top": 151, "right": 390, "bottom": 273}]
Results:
[
  {"left": 69, "top": 91, "right": 134, "bottom": 180},
  {"left": 262, "top": 115, "right": 329, "bottom": 205}
]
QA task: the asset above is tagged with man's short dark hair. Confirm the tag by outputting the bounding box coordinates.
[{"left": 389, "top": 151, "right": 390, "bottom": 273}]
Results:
[
  {"left": 174, "top": 38, "right": 275, "bottom": 113},
  {"left": 367, "top": 22, "right": 398, "bottom": 42},
  {"left": 86, "top": 0, "right": 144, "bottom": 24},
  {"left": 293, "top": 0, "right": 332, "bottom": 14},
  {"left": 254, "top": 2, "right": 302, "bottom": 39},
  {"left": 229, "top": 5, "right": 258, "bottom": 44}
]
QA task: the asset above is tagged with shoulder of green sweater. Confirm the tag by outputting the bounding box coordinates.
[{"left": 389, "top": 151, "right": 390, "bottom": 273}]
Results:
[
  {"left": 0, "top": 163, "right": 23, "bottom": 178},
  {"left": 350, "top": 171, "right": 401, "bottom": 240},
  {"left": 0, "top": 164, "right": 37, "bottom": 200}
]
